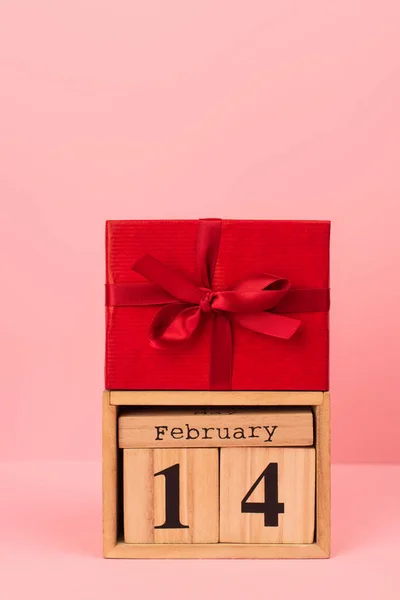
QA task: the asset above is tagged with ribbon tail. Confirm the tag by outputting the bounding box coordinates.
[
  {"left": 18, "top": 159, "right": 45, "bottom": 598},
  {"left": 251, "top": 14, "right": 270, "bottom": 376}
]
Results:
[
  {"left": 235, "top": 311, "right": 301, "bottom": 340},
  {"left": 210, "top": 312, "right": 233, "bottom": 390}
]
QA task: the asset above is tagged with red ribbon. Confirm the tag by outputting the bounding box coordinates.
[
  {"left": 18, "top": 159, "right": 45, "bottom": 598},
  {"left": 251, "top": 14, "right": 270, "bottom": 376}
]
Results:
[{"left": 106, "top": 218, "right": 329, "bottom": 390}]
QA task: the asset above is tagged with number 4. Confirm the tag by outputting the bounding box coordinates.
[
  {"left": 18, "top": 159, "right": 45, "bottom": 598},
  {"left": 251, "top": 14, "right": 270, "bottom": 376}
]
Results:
[{"left": 241, "top": 462, "right": 285, "bottom": 527}]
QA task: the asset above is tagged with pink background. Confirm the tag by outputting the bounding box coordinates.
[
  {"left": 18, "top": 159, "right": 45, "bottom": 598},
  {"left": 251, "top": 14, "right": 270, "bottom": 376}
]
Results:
[
  {"left": 1, "top": 4, "right": 400, "bottom": 598},
  {"left": 1, "top": 0, "right": 400, "bottom": 464}
]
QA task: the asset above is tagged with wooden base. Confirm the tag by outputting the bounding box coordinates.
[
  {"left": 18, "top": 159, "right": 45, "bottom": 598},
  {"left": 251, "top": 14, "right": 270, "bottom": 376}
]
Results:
[
  {"left": 102, "top": 390, "right": 331, "bottom": 559},
  {"left": 106, "top": 541, "right": 329, "bottom": 559}
]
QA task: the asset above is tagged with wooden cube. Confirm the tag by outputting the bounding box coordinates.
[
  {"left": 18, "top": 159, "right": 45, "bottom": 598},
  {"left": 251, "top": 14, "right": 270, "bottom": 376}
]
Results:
[
  {"left": 220, "top": 447, "right": 315, "bottom": 543},
  {"left": 123, "top": 448, "right": 219, "bottom": 543},
  {"left": 119, "top": 406, "right": 313, "bottom": 448}
]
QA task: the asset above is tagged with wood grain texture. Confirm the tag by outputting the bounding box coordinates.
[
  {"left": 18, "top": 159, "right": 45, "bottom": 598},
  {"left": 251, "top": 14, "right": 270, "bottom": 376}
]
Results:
[
  {"left": 314, "top": 391, "right": 331, "bottom": 557},
  {"left": 123, "top": 449, "right": 154, "bottom": 543},
  {"left": 220, "top": 447, "right": 315, "bottom": 544},
  {"left": 123, "top": 448, "right": 219, "bottom": 544},
  {"left": 119, "top": 407, "right": 313, "bottom": 448},
  {"left": 110, "top": 391, "right": 323, "bottom": 406},
  {"left": 106, "top": 541, "right": 328, "bottom": 559},
  {"left": 102, "top": 391, "right": 118, "bottom": 557}
]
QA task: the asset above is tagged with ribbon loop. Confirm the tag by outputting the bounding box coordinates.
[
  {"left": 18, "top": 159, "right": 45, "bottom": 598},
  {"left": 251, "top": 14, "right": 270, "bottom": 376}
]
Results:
[
  {"left": 212, "top": 275, "right": 290, "bottom": 313},
  {"left": 134, "top": 254, "right": 203, "bottom": 304},
  {"left": 148, "top": 303, "right": 202, "bottom": 348}
]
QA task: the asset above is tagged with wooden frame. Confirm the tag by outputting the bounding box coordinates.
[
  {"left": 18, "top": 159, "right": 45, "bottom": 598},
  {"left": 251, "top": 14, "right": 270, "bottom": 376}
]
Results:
[{"left": 102, "top": 390, "right": 330, "bottom": 559}]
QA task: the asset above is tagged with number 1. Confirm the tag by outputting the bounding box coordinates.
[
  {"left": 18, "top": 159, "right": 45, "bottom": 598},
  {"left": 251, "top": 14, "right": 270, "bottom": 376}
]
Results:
[{"left": 154, "top": 463, "right": 189, "bottom": 530}]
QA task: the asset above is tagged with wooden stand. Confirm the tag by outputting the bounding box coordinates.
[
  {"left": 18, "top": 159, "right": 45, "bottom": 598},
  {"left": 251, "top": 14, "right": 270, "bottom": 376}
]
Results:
[{"left": 102, "top": 391, "right": 330, "bottom": 559}]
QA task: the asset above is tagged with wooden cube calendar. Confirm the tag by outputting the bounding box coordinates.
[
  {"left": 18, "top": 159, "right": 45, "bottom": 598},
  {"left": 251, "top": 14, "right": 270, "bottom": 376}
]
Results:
[{"left": 102, "top": 390, "right": 330, "bottom": 559}]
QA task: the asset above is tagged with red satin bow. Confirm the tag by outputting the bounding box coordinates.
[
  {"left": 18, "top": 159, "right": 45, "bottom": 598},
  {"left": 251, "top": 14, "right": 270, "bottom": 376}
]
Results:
[{"left": 106, "top": 219, "right": 329, "bottom": 390}]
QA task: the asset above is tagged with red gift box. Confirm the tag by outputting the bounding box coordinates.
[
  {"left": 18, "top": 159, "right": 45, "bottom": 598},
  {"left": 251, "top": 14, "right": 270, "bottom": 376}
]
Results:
[{"left": 105, "top": 219, "right": 330, "bottom": 391}]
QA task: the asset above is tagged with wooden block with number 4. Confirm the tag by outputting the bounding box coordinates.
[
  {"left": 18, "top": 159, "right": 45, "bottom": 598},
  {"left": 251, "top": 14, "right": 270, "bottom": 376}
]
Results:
[
  {"left": 220, "top": 447, "right": 315, "bottom": 544},
  {"left": 124, "top": 448, "right": 219, "bottom": 543}
]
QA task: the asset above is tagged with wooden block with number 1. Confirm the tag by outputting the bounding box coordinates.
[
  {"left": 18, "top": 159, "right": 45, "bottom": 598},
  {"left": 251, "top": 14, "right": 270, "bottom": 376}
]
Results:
[
  {"left": 124, "top": 448, "right": 219, "bottom": 543},
  {"left": 220, "top": 447, "right": 316, "bottom": 544}
]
